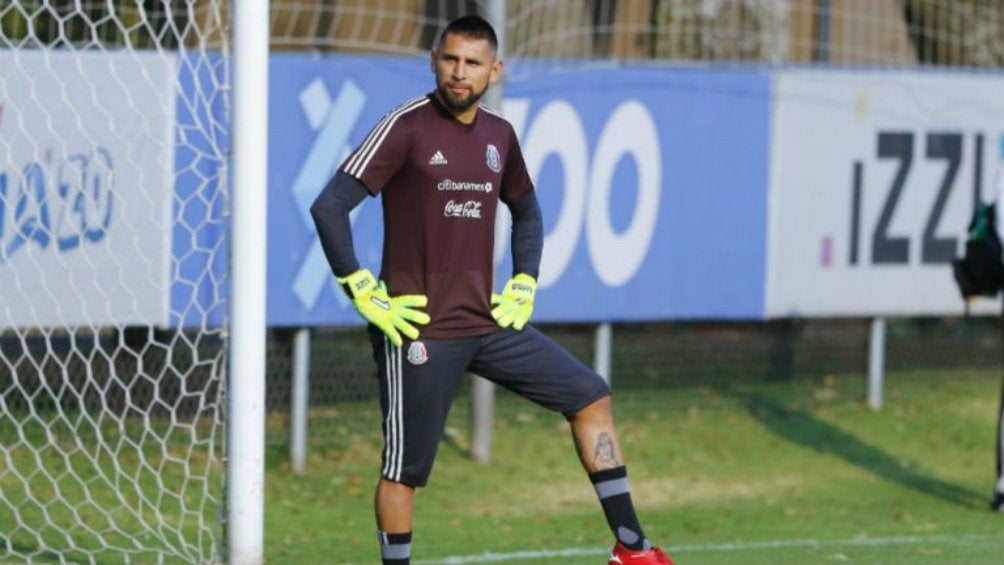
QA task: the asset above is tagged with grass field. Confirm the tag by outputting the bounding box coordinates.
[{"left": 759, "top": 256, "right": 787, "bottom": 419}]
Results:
[
  {"left": 3, "top": 365, "right": 1002, "bottom": 564},
  {"left": 264, "top": 368, "right": 1004, "bottom": 565}
]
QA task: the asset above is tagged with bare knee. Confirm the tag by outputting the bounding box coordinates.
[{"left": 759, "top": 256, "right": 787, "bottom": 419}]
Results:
[
  {"left": 377, "top": 477, "right": 415, "bottom": 497},
  {"left": 572, "top": 394, "right": 613, "bottom": 426}
]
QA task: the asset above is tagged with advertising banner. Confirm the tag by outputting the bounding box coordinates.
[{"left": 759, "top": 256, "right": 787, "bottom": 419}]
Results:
[
  {"left": 766, "top": 70, "right": 1004, "bottom": 317},
  {"left": 267, "top": 55, "right": 772, "bottom": 326},
  {"left": 0, "top": 51, "right": 176, "bottom": 328}
]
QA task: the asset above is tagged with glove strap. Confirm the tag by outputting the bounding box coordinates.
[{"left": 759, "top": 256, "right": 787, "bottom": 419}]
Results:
[
  {"left": 511, "top": 273, "right": 537, "bottom": 297},
  {"left": 336, "top": 268, "right": 377, "bottom": 299}
]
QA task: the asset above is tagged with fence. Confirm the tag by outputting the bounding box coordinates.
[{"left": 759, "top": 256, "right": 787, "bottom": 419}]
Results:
[
  {"left": 263, "top": 316, "right": 1004, "bottom": 449},
  {"left": 267, "top": 0, "right": 1004, "bottom": 67}
]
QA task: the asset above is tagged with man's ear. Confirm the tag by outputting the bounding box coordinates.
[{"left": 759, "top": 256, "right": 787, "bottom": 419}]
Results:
[{"left": 489, "top": 59, "right": 503, "bottom": 84}]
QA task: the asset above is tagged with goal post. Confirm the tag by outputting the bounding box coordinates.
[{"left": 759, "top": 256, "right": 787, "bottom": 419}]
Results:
[
  {"left": 0, "top": 1, "right": 258, "bottom": 564},
  {"left": 228, "top": 1, "right": 269, "bottom": 564}
]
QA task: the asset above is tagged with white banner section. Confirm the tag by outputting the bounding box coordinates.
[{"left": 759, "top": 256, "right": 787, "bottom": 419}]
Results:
[
  {"left": 0, "top": 51, "right": 176, "bottom": 328},
  {"left": 766, "top": 70, "right": 1004, "bottom": 317}
]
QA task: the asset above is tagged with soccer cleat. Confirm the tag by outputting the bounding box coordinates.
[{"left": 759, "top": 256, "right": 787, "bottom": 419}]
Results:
[
  {"left": 991, "top": 491, "right": 1004, "bottom": 512},
  {"left": 608, "top": 542, "right": 676, "bottom": 565}
]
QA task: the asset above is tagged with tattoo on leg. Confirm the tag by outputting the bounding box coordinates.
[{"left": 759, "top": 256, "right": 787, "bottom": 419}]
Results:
[{"left": 593, "top": 432, "right": 620, "bottom": 469}]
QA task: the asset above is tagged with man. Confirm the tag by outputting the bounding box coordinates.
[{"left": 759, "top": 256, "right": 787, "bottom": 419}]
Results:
[
  {"left": 310, "top": 15, "right": 675, "bottom": 565},
  {"left": 952, "top": 198, "right": 1004, "bottom": 513}
]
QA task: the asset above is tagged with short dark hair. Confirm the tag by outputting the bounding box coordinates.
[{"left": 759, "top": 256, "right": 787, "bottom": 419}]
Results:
[{"left": 437, "top": 15, "right": 498, "bottom": 51}]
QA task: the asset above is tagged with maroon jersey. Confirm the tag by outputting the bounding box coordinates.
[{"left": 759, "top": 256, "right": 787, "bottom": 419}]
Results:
[{"left": 340, "top": 93, "right": 534, "bottom": 338}]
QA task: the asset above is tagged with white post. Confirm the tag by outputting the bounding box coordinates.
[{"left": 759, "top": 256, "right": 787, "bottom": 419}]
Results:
[
  {"left": 469, "top": 375, "right": 495, "bottom": 462},
  {"left": 228, "top": 1, "right": 269, "bottom": 564},
  {"left": 469, "top": 0, "right": 508, "bottom": 464},
  {"left": 290, "top": 328, "right": 311, "bottom": 474},
  {"left": 868, "top": 316, "right": 886, "bottom": 411},
  {"left": 594, "top": 323, "right": 612, "bottom": 383}
]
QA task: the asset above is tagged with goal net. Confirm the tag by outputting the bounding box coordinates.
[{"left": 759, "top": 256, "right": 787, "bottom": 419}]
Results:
[{"left": 1, "top": 2, "right": 228, "bottom": 564}]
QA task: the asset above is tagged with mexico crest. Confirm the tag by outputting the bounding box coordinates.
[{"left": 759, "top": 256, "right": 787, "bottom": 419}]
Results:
[
  {"left": 407, "top": 341, "right": 429, "bottom": 365},
  {"left": 485, "top": 144, "right": 501, "bottom": 173}
]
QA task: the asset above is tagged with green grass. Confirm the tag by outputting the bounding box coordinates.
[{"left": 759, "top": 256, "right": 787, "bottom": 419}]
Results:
[
  {"left": 0, "top": 414, "right": 222, "bottom": 564},
  {"left": 4, "top": 367, "right": 1002, "bottom": 564},
  {"left": 264, "top": 369, "right": 1004, "bottom": 565}
]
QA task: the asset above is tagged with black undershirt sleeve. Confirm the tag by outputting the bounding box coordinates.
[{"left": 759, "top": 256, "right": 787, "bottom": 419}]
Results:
[
  {"left": 508, "top": 191, "right": 544, "bottom": 279},
  {"left": 309, "top": 170, "right": 370, "bottom": 278}
]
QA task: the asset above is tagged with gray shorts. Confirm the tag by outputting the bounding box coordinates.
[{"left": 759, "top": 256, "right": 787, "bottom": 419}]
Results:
[{"left": 369, "top": 325, "right": 611, "bottom": 487}]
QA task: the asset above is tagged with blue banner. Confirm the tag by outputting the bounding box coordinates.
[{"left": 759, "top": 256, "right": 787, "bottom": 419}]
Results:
[{"left": 266, "top": 55, "right": 771, "bottom": 326}]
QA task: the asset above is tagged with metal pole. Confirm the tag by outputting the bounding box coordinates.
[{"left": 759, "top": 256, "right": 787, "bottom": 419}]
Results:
[
  {"left": 594, "top": 323, "right": 612, "bottom": 383},
  {"left": 487, "top": 0, "right": 507, "bottom": 58},
  {"left": 867, "top": 316, "right": 886, "bottom": 410},
  {"left": 469, "top": 374, "right": 495, "bottom": 463},
  {"left": 290, "top": 328, "right": 311, "bottom": 474},
  {"left": 469, "top": 0, "right": 508, "bottom": 464},
  {"left": 228, "top": 0, "right": 269, "bottom": 563}
]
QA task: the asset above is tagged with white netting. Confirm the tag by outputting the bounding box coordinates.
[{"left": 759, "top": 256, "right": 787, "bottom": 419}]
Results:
[
  {"left": 269, "top": 0, "right": 1004, "bottom": 69},
  {"left": 0, "top": 2, "right": 228, "bottom": 564}
]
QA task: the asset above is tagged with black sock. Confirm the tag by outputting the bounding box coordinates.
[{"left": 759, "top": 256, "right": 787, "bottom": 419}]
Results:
[
  {"left": 378, "top": 530, "right": 411, "bottom": 565},
  {"left": 589, "top": 467, "right": 650, "bottom": 550}
]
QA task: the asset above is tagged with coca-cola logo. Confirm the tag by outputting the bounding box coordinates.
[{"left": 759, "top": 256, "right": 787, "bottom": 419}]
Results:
[{"left": 443, "top": 199, "right": 482, "bottom": 219}]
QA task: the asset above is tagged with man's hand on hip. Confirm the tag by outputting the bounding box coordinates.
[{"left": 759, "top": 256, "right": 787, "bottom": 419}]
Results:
[
  {"left": 337, "top": 269, "right": 430, "bottom": 346},
  {"left": 491, "top": 273, "right": 537, "bottom": 331}
]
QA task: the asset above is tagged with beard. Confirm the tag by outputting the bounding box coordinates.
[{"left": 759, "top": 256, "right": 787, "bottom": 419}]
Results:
[{"left": 436, "top": 80, "right": 488, "bottom": 114}]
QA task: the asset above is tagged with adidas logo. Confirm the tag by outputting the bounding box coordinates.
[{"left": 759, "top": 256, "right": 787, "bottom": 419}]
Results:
[{"left": 428, "top": 150, "right": 448, "bottom": 165}]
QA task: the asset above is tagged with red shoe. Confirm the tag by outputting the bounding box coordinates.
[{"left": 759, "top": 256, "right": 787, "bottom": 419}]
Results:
[{"left": 608, "top": 542, "right": 676, "bottom": 565}]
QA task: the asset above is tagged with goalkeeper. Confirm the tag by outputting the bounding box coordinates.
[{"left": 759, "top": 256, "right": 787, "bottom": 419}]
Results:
[{"left": 310, "top": 15, "right": 673, "bottom": 565}]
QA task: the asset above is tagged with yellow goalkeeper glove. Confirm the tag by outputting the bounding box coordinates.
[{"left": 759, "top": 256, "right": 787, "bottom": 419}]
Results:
[
  {"left": 490, "top": 273, "right": 537, "bottom": 331},
  {"left": 336, "top": 269, "right": 430, "bottom": 347}
]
